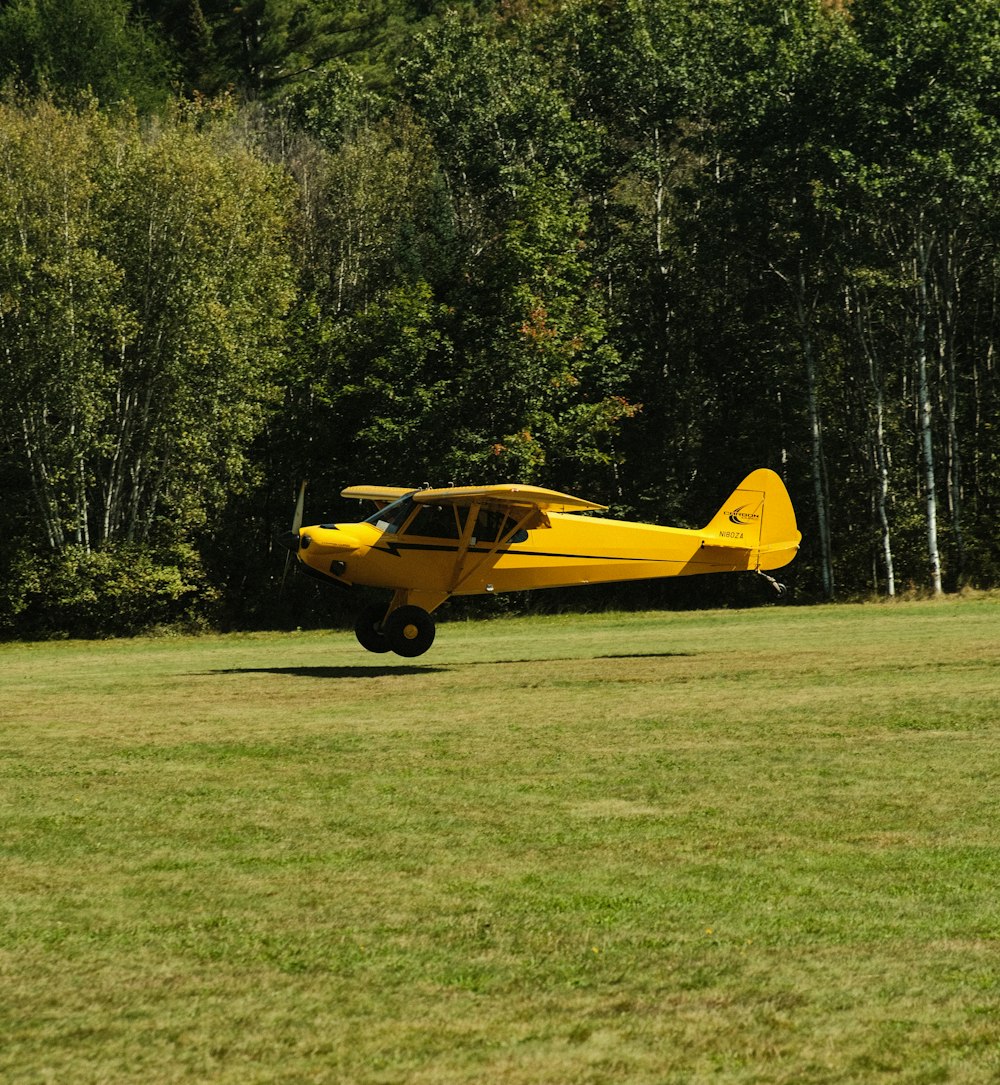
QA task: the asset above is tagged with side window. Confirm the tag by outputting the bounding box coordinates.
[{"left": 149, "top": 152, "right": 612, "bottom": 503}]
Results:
[
  {"left": 475, "top": 508, "right": 528, "bottom": 544},
  {"left": 405, "top": 504, "right": 461, "bottom": 539},
  {"left": 475, "top": 508, "right": 506, "bottom": 543}
]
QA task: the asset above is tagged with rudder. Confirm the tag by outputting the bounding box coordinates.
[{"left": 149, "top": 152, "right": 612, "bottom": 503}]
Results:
[{"left": 702, "top": 469, "right": 800, "bottom": 571}]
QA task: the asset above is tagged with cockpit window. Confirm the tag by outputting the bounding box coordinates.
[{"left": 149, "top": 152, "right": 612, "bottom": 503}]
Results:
[{"left": 365, "top": 496, "right": 529, "bottom": 544}]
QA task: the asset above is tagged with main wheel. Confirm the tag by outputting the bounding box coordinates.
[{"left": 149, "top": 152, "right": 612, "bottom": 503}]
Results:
[
  {"left": 384, "top": 605, "right": 435, "bottom": 658},
  {"left": 355, "top": 603, "right": 391, "bottom": 654}
]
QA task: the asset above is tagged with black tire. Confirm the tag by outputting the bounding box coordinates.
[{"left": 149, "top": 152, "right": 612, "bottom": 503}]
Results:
[
  {"left": 384, "top": 605, "right": 436, "bottom": 658},
  {"left": 355, "top": 603, "right": 391, "bottom": 654}
]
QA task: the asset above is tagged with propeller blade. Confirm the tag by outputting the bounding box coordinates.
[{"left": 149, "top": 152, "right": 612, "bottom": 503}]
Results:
[
  {"left": 281, "top": 480, "right": 308, "bottom": 595},
  {"left": 292, "top": 479, "right": 307, "bottom": 534}
]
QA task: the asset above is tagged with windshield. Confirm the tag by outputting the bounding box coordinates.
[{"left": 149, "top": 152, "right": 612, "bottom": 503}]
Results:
[{"left": 364, "top": 493, "right": 416, "bottom": 534}]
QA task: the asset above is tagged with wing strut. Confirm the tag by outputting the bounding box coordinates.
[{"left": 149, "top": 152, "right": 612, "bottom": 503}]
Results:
[{"left": 448, "top": 504, "right": 538, "bottom": 594}]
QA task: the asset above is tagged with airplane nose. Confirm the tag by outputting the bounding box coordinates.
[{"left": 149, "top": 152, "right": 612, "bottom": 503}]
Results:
[{"left": 278, "top": 531, "right": 300, "bottom": 554}]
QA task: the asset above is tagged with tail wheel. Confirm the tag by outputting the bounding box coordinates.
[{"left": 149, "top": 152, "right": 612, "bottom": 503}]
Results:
[
  {"left": 384, "top": 605, "right": 436, "bottom": 658},
  {"left": 355, "top": 603, "right": 391, "bottom": 654}
]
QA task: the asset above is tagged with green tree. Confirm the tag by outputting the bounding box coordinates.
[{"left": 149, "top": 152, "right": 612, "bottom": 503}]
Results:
[
  {"left": 267, "top": 105, "right": 453, "bottom": 508},
  {"left": 137, "top": 0, "right": 390, "bottom": 97},
  {"left": 695, "top": 0, "right": 853, "bottom": 597},
  {"left": 539, "top": 0, "right": 738, "bottom": 522},
  {"left": 399, "top": 11, "right": 632, "bottom": 497},
  {"left": 0, "top": 98, "right": 296, "bottom": 634},
  {"left": 829, "top": 0, "right": 1000, "bottom": 591},
  {"left": 0, "top": 0, "right": 174, "bottom": 111},
  {"left": 96, "top": 102, "right": 296, "bottom": 546},
  {"left": 0, "top": 99, "right": 126, "bottom": 551}
]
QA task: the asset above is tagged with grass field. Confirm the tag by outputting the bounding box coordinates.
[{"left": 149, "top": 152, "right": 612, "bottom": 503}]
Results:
[{"left": 2, "top": 596, "right": 999, "bottom": 1084}]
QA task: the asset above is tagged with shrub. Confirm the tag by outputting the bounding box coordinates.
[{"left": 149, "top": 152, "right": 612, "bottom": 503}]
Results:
[{"left": 0, "top": 543, "right": 214, "bottom": 638}]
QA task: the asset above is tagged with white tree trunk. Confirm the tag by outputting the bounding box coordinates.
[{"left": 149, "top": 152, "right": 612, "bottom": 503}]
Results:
[{"left": 915, "top": 229, "right": 943, "bottom": 594}]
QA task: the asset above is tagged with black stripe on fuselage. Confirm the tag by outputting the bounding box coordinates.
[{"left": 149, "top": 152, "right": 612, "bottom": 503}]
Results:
[{"left": 372, "top": 540, "right": 662, "bottom": 563}]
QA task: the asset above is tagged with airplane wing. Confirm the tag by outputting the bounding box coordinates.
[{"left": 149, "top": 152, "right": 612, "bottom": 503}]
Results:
[
  {"left": 341, "top": 486, "right": 415, "bottom": 505},
  {"left": 412, "top": 484, "right": 607, "bottom": 514}
]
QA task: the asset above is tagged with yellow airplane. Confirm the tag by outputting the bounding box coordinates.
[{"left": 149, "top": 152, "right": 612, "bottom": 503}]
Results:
[{"left": 280, "top": 468, "right": 800, "bottom": 657}]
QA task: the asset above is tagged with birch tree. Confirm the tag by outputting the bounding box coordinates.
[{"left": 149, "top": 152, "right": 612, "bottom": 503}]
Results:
[
  {"left": 0, "top": 98, "right": 295, "bottom": 632},
  {"left": 838, "top": 0, "right": 1000, "bottom": 592},
  {"left": 0, "top": 101, "right": 127, "bottom": 551},
  {"left": 96, "top": 104, "right": 296, "bottom": 546}
]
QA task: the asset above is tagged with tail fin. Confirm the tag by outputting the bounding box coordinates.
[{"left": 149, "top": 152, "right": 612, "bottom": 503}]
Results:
[{"left": 701, "top": 469, "right": 800, "bottom": 571}]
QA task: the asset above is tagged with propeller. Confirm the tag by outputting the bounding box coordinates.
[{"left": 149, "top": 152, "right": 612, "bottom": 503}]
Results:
[
  {"left": 280, "top": 479, "right": 308, "bottom": 591},
  {"left": 292, "top": 478, "right": 307, "bottom": 536}
]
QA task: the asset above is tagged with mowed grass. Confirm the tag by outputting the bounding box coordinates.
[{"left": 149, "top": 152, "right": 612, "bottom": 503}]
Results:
[{"left": 2, "top": 598, "right": 999, "bottom": 1084}]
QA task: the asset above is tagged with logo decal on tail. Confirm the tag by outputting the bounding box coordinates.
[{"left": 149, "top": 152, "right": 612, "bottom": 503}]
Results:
[{"left": 728, "top": 504, "right": 761, "bottom": 526}]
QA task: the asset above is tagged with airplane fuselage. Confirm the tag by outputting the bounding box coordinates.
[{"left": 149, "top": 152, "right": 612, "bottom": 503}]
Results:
[{"left": 297, "top": 509, "right": 794, "bottom": 597}]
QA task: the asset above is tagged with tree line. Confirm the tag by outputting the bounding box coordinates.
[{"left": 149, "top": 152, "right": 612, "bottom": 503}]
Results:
[{"left": 0, "top": 0, "right": 997, "bottom": 636}]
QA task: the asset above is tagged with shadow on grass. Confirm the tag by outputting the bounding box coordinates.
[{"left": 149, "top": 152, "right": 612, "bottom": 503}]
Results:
[
  {"left": 597, "top": 652, "right": 695, "bottom": 660},
  {"left": 206, "top": 665, "right": 447, "bottom": 679},
  {"left": 458, "top": 651, "right": 696, "bottom": 665},
  {"left": 202, "top": 651, "right": 693, "bottom": 679}
]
